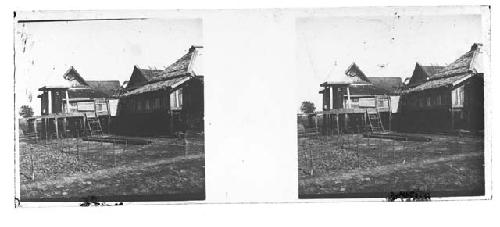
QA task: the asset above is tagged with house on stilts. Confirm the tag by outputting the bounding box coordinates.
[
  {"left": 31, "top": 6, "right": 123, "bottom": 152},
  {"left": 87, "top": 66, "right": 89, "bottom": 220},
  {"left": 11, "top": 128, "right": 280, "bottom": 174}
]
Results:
[
  {"left": 27, "top": 66, "right": 121, "bottom": 140},
  {"left": 115, "top": 45, "right": 204, "bottom": 136},
  {"left": 399, "top": 43, "right": 484, "bottom": 132},
  {"left": 318, "top": 63, "right": 402, "bottom": 134}
]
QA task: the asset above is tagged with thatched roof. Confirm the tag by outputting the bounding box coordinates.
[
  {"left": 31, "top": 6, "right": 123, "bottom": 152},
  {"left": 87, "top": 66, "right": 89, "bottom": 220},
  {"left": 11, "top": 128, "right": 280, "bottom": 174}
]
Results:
[
  {"left": 403, "top": 43, "right": 483, "bottom": 94},
  {"left": 348, "top": 84, "right": 390, "bottom": 96},
  {"left": 120, "top": 76, "right": 193, "bottom": 97},
  {"left": 322, "top": 63, "right": 397, "bottom": 96},
  {"left": 408, "top": 63, "right": 445, "bottom": 88},
  {"left": 39, "top": 67, "right": 119, "bottom": 99},
  {"left": 421, "top": 65, "right": 445, "bottom": 78},
  {"left": 121, "top": 45, "right": 203, "bottom": 97},
  {"left": 431, "top": 43, "right": 482, "bottom": 79},
  {"left": 138, "top": 68, "right": 163, "bottom": 81},
  {"left": 403, "top": 73, "right": 472, "bottom": 93},
  {"left": 67, "top": 88, "right": 110, "bottom": 99},
  {"left": 125, "top": 66, "right": 163, "bottom": 90},
  {"left": 86, "top": 80, "right": 121, "bottom": 96},
  {"left": 367, "top": 77, "right": 403, "bottom": 93}
]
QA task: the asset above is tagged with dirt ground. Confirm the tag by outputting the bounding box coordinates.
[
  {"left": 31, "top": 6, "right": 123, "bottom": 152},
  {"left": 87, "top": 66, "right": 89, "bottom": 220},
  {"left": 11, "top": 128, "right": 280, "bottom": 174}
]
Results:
[
  {"left": 298, "top": 133, "right": 484, "bottom": 198},
  {"left": 18, "top": 135, "right": 205, "bottom": 201}
]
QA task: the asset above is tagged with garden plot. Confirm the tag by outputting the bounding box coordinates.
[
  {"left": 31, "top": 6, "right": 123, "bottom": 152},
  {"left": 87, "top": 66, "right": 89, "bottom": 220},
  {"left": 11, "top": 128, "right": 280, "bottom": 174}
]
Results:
[
  {"left": 298, "top": 133, "right": 484, "bottom": 197},
  {"left": 19, "top": 136, "right": 205, "bottom": 200}
]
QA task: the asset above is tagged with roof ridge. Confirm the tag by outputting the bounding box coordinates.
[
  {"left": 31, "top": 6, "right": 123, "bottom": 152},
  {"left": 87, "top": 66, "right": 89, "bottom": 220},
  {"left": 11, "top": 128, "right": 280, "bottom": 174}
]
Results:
[
  {"left": 63, "top": 66, "right": 89, "bottom": 87},
  {"left": 468, "top": 43, "right": 482, "bottom": 72},
  {"left": 344, "top": 62, "right": 371, "bottom": 83}
]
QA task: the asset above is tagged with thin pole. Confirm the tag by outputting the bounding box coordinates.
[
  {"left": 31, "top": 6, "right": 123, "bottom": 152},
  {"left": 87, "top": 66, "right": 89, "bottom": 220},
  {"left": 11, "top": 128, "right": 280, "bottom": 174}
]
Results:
[
  {"left": 184, "top": 132, "right": 188, "bottom": 156},
  {"left": 63, "top": 117, "right": 67, "bottom": 138},
  {"left": 451, "top": 107, "right": 455, "bottom": 131},
  {"left": 113, "top": 138, "right": 116, "bottom": 168},
  {"left": 55, "top": 117, "right": 59, "bottom": 139},
  {"left": 388, "top": 96, "right": 392, "bottom": 131},
  {"left": 356, "top": 135, "right": 360, "bottom": 169},
  {"left": 309, "top": 146, "right": 314, "bottom": 176},
  {"left": 87, "top": 138, "right": 90, "bottom": 158},
  {"left": 30, "top": 146, "right": 35, "bottom": 181},
  {"left": 33, "top": 119, "right": 38, "bottom": 143},
  {"left": 44, "top": 118, "right": 48, "bottom": 143},
  {"left": 336, "top": 113, "right": 340, "bottom": 135},
  {"left": 76, "top": 129, "right": 80, "bottom": 161},
  {"left": 100, "top": 140, "right": 104, "bottom": 166},
  {"left": 367, "top": 134, "right": 370, "bottom": 151},
  {"left": 393, "top": 139, "right": 396, "bottom": 163}
]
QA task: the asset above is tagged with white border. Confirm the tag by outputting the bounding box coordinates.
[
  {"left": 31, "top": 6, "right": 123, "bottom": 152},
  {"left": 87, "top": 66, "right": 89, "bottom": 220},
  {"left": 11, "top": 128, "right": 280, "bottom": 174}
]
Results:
[{"left": 2, "top": 1, "right": 498, "bottom": 226}]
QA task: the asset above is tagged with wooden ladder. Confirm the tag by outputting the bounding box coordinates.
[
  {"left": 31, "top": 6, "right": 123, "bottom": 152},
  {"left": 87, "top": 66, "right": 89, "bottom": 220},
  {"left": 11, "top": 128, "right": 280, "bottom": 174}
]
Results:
[
  {"left": 366, "top": 109, "right": 384, "bottom": 133},
  {"left": 85, "top": 113, "right": 103, "bottom": 137}
]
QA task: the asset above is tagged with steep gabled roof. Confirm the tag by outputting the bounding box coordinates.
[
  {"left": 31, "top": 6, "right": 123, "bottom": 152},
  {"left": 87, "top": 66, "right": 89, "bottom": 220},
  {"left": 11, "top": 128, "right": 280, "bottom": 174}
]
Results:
[
  {"left": 404, "top": 43, "right": 483, "bottom": 93},
  {"left": 432, "top": 43, "right": 482, "bottom": 79},
  {"left": 344, "top": 62, "right": 371, "bottom": 84},
  {"left": 408, "top": 63, "right": 445, "bottom": 87},
  {"left": 62, "top": 66, "right": 89, "bottom": 88},
  {"left": 121, "top": 45, "right": 203, "bottom": 97},
  {"left": 150, "top": 45, "right": 202, "bottom": 82},
  {"left": 322, "top": 63, "right": 396, "bottom": 96},
  {"left": 126, "top": 66, "right": 163, "bottom": 90},
  {"left": 38, "top": 67, "right": 118, "bottom": 99}
]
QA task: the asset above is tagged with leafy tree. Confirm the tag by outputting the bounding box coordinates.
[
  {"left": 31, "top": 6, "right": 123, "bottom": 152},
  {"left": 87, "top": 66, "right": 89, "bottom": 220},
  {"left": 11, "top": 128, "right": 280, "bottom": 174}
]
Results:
[
  {"left": 300, "top": 101, "right": 316, "bottom": 114},
  {"left": 19, "top": 105, "right": 34, "bottom": 118}
]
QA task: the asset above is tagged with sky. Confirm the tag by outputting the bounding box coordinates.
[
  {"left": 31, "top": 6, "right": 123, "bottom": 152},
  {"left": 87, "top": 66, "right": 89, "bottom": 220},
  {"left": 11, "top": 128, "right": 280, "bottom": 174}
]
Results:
[
  {"left": 296, "top": 14, "right": 483, "bottom": 111},
  {"left": 15, "top": 18, "right": 202, "bottom": 115}
]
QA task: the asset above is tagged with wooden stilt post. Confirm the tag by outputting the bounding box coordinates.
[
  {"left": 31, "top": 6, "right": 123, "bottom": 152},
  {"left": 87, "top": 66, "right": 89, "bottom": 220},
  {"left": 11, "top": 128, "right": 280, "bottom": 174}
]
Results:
[
  {"left": 330, "top": 113, "right": 334, "bottom": 135},
  {"left": 314, "top": 114, "right": 318, "bottom": 136},
  {"left": 336, "top": 113, "right": 340, "bottom": 135},
  {"left": 80, "top": 117, "right": 84, "bottom": 137},
  {"left": 44, "top": 118, "right": 48, "bottom": 142},
  {"left": 84, "top": 114, "right": 88, "bottom": 136},
  {"left": 63, "top": 117, "right": 67, "bottom": 138},
  {"left": 55, "top": 117, "right": 59, "bottom": 139},
  {"left": 33, "top": 119, "right": 38, "bottom": 143},
  {"left": 108, "top": 115, "right": 111, "bottom": 134},
  {"left": 450, "top": 108, "right": 455, "bottom": 131},
  {"left": 170, "top": 111, "right": 174, "bottom": 135},
  {"left": 344, "top": 114, "right": 349, "bottom": 133}
]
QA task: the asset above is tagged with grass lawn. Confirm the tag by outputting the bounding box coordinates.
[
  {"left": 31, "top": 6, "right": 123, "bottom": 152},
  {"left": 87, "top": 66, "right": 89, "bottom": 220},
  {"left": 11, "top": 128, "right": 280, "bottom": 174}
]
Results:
[
  {"left": 18, "top": 135, "right": 205, "bottom": 202},
  {"left": 298, "top": 133, "right": 484, "bottom": 198}
]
